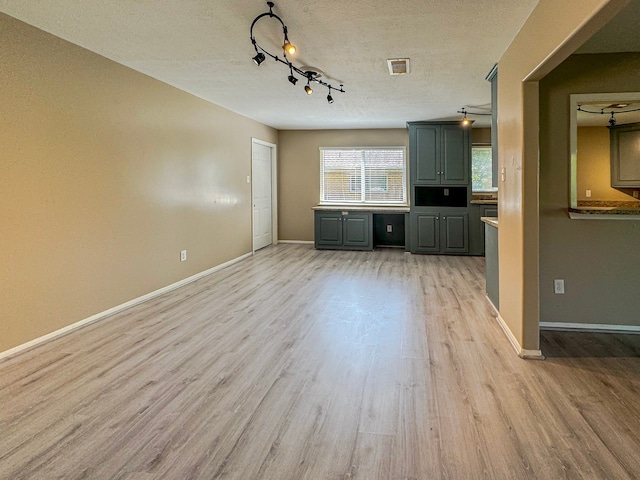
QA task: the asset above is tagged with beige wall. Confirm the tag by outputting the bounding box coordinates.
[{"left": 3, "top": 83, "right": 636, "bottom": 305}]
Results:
[
  {"left": 539, "top": 53, "right": 640, "bottom": 327},
  {"left": 278, "top": 129, "right": 408, "bottom": 241},
  {"left": 0, "top": 14, "right": 277, "bottom": 353},
  {"left": 576, "top": 126, "right": 635, "bottom": 201},
  {"left": 496, "top": 0, "right": 627, "bottom": 352},
  {"left": 472, "top": 128, "right": 491, "bottom": 145}
]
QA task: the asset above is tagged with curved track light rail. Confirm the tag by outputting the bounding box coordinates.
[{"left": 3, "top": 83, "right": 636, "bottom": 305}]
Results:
[{"left": 250, "top": 1, "right": 345, "bottom": 102}]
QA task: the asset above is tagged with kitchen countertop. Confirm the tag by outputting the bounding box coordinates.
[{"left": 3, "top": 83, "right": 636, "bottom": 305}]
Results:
[
  {"left": 481, "top": 216, "right": 498, "bottom": 228},
  {"left": 568, "top": 200, "right": 640, "bottom": 219},
  {"left": 471, "top": 193, "right": 498, "bottom": 205},
  {"left": 313, "top": 205, "right": 410, "bottom": 213}
]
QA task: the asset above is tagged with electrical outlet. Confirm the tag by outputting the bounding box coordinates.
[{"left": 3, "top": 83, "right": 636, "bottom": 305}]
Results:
[
  {"left": 586, "top": 189, "right": 591, "bottom": 198},
  {"left": 554, "top": 279, "right": 565, "bottom": 294},
  {"left": 386, "top": 224, "right": 393, "bottom": 233},
  {"left": 180, "top": 250, "right": 187, "bottom": 262}
]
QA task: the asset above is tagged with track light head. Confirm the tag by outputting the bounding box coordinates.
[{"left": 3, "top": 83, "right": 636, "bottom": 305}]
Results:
[
  {"left": 305, "top": 84, "right": 313, "bottom": 95},
  {"left": 609, "top": 112, "right": 617, "bottom": 127},
  {"left": 327, "top": 93, "right": 334, "bottom": 104},
  {"left": 288, "top": 75, "right": 298, "bottom": 85},
  {"left": 252, "top": 52, "right": 266, "bottom": 66},
  {"left": 283, "top": 41, "right": 296, "bottom": 55}
]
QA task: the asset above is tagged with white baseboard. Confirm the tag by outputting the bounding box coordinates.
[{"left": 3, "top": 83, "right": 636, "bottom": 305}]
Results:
[
  {"left": 540, "top": 322, "right": 640, "bottom": 334},
  {"left": 277, "top": 240, "right": 314, "bottom": 245},
  {"left": 0, "top": 252, "right": 253, "bottom": 361},
  {"left": 487, "top": 297, "right": 544, "bottom": 359}
]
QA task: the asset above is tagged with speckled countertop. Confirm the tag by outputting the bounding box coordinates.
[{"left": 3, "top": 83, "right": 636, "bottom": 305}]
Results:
[
  {"left": 481, "top": 217, "right": 498, "bottom": 228},
  {"left": 569, "top": 200, "right": 640, "bottom": 215},
  {"left": 313, "top": 205, "right": 410, "bottom": 213},
  {"left": 471, "top": 193, "right": 498, "bottom": 205}
]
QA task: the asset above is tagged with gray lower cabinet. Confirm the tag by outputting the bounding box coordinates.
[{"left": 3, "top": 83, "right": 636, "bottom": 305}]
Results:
[
  {"left": 410, "top": 210, "right": 469, "bottom": 254},
  {"left": 314, "top": 210, "right": 373, "bottom": 250},
  {"left": 484, "top": 222, "right": 499, "bottom": 309},
  {"left": 469, "top": 204, "right": 498, "bottom": 255}
]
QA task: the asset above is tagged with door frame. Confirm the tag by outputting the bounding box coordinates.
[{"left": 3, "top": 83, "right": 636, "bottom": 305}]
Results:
[{"left": 251, "top": 138, "right": 278, "bottom": 252}]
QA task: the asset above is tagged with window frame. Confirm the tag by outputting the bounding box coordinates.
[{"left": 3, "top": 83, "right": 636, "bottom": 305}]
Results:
[
  {"left": 319, "top": 146, "right": 408, "bottom": 206},
  {"left": 471, "top": 144, "right": 497, "bottom": 192}
]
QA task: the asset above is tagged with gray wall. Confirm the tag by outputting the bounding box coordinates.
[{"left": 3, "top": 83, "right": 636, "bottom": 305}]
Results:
[{"left": 539, "top": 53, "right": 640, "bottom": 327}]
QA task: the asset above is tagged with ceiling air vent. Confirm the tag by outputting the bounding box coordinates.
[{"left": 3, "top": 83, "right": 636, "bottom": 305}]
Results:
[{"left": 387, "top": 58, "right": 410, "bottom": 75}]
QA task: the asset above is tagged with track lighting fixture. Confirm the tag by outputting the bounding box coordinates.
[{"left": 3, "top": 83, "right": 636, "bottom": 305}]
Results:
[
  {"left": 457, "top": 108, "right": 490, "bottom": 126},
  {"left": 576, "top": 105, "right": 640, "bottom": 127},
  {"left": 249, "top": 1, "right": 345, "bottom": 101}
]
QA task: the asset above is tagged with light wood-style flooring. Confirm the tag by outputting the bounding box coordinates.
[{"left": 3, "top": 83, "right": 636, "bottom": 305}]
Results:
[{"left": 1, "top": 244, "right": 639, "bottom": 479}]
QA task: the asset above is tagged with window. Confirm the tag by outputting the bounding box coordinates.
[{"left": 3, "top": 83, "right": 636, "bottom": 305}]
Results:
[
  {"left": 471, "top": 146, "right": 495, "bottom": 191},
  {"left": 320, "top": 147, "right": 407, "bottom": 205}
]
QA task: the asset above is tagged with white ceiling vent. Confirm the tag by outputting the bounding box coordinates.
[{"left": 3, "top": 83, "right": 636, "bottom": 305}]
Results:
[{"left": 387, "top": 58, "right": 410, "bottom": 75}]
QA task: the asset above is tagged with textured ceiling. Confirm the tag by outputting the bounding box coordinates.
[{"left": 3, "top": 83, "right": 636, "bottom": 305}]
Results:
[{"left": 2, "top": 0, "right": 540, "bottom": 129}]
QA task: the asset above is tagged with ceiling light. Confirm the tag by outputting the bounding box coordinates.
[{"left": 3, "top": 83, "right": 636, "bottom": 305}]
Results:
[
  {"left": 327, "top": 88, "right": 334, "bottom": 104},
  {"left": 283, "top": 41, "right": 296, "bottom": 55},
  {"left": 457, "top": 108, "right": 490, "bottom": 126},
  {"left": 252, "top": 52, "right": 266, "bottom": 66},
  {"left": 249, "top": 1, "right": 344, "bottom": 102}
]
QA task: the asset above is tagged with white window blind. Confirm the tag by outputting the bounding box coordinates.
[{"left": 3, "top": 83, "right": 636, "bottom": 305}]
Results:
[{"left": 320, "top": 147, "right": 407, "bottom": 205}]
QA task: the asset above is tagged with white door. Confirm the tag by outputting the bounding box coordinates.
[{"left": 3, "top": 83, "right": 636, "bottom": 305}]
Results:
[{"left": 252, "top": 141, "right": 273, "bottom": 251}]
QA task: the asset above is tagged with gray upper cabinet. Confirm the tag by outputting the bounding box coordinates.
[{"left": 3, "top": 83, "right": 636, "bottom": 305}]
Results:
[
  {"left": 409, "top": 122, "right": 470, "bottom": 186},
  {"left": 610, "top": 122, "right": 640, "bottom": 188}
]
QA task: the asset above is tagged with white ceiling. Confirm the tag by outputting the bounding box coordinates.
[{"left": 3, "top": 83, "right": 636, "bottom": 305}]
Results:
[{"left": 0, "top": 0, "right": 544, "bottom": 129}]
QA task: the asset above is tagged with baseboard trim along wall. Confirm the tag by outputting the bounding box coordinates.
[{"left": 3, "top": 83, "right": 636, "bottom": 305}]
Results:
[
  {"left": 0, "top": 252, "right": 253, "bottom": 361},
  {"left": 488, "top": 297, "right": 544, "bottom": 359},
  {"left": 540, "top": 322, "right": 640, "bottom": 334}
]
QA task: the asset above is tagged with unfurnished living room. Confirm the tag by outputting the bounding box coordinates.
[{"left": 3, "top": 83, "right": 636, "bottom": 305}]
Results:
[{"left": 1, "top": 1, "right": 640, "bottom": 479}]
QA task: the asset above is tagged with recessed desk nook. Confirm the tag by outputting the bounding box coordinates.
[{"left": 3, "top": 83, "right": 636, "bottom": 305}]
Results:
[{"left": 313, "top": 205, "right": 410, "bottom": 251}]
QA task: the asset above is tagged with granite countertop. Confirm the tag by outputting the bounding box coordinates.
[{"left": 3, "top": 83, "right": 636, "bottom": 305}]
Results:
[
  {"left": 569, "top": 200, "right": 640, "bottom": 216},
  {"left": 481, "top": 216, "right": 498, "bottom": 228},
  {"left": 313, "top": 205, "right": 410, "bottom": 213},
  {"left": 471, "top": 193, "right": 498, "bottom": 205}
]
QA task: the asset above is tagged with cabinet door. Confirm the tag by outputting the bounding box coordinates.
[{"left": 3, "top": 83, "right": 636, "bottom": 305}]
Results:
[
  {"left": 412, "top": 125, "right": 439, "bottom": 184},
  {"left": 343, "top": 213, "right": 372, "bottom": 248},
  {"left": 441, "top": 125, "right": 469, "bottom": 185},
  {"left": 441, "top": 212, "right": 469, "bottom": 254},
  {"left": 314, "top": 211, "right": 343, "bottom": 247},
  {"left": 411, "top": 213, "right": 440, "bottom": 253},
  {"left": 611, "top": 124, "right": 640, "bottom": 187}
]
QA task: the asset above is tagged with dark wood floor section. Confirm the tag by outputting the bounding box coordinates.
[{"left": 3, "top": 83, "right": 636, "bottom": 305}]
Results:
[{"left": 1, "top": 244, "right": 639, "bottom": 479}]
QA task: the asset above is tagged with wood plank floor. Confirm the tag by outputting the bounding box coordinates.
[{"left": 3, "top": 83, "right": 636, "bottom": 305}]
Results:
[{"left": 1, "top": 244, "right": 639, "bottom": 479}]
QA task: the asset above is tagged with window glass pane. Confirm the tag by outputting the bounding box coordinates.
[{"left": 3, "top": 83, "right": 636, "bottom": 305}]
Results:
[
  {"left": 320, "top": 148, "right": 406, "bottom": 204},
  {"left": 471, "top": 146, "right": 494, "bottom": 191}
]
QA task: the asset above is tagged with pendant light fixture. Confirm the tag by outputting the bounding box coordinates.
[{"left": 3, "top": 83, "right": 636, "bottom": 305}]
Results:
[
  {"left": 457, "top": 107, "right": 491, "bottom": 126},
  {"left": 249, "top": 1, "right": 344, "bottom": 103}
]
